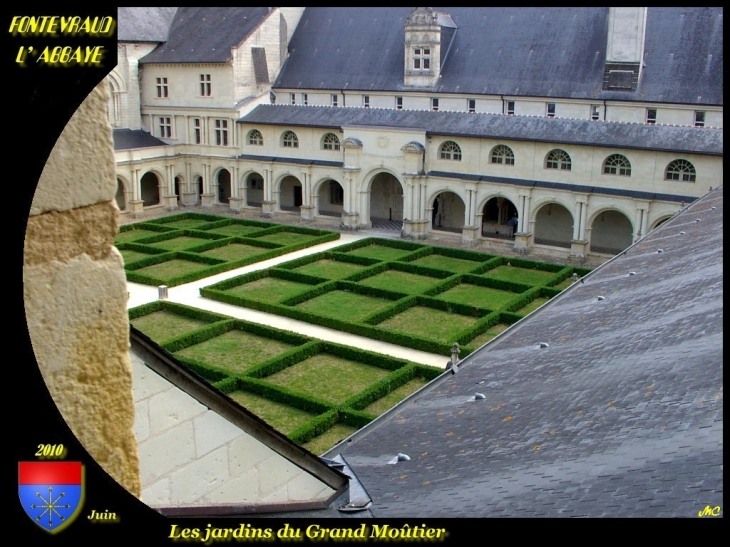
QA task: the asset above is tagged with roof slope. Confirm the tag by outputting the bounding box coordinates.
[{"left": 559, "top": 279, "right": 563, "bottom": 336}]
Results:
[
  {"left": 240, "top": 105, "right": 723, "bottom": 155},
  {"left": 140, "top": 7, "right": 272, "bottom": 64},
  {"left": 117, "top": 7, "right": 178, "bottom": 43},
  {"left": 274, "top": 7, "right": 723, "bottom": 105},
  {"left": 113, "top": 129, "right": 168, "bottom": 151},
  {"left": 331, "top": 186, "right": 724, "bottom": 517}
]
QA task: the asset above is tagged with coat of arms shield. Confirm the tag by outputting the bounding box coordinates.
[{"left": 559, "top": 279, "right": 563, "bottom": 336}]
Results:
[{"left": 18, "top": 461, "right": 84, "bottom": 533}]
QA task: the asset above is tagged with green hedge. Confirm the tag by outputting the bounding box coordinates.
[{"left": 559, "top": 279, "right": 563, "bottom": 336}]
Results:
[
  {"left": 469, "top": 256, "right": 507, "bottom": 275},
  {"left": 319, "top": 343, "right": 410, "bottom": 372},
  {"left": 459, "top": 274, "right": 532, "bottom": 294},
  {"left": 288, "top": 410, "right": 339, "bottom": 445},
  {"left": 144, "top": 212, "right": 222, "bottom": 225},
  {"left": 117, "top": 222, "right": 176, "bottom": 234},
  {"left": 245, "top": 341, "right": 324, "bottom": 379},
  {"left": 160, "top": 319, "right": 238, "bottom": 353},
  {"left": 173, "top": 355, "right": 232, "bottom": 383},
  {"left": 343, "top": 364, "right": 418, "bottom": 410},
  {"left": 128, "top": 300, "right": 230, "bottom": 323},
  {"left": 237, "top": 377, "right": 333, "bottom": 415}
]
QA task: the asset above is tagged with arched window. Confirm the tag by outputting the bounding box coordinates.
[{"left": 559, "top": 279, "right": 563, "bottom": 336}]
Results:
[
  {"left": 322, "top": 133, "right": 340, "bottom": 151},
  {"left": 603, "top": 154, "right": 631, "bottom": 176},
  {"left": 440, "top": 141, "right": 462, "bottom": 161},
  {"left": 247, "top": 129, "right": 263, "bottom": 146},
  {"left": 665, "top": 159, "right": 696, "bottom": 182},
  {"left": 490, "top": 145, "right": 515, "bottom": 165},
  {"left": 545, "top": 149, "right": 571, "bottom": 170},
  {"left": 282, "top": 130, "right": 299, "bottom": 148}
]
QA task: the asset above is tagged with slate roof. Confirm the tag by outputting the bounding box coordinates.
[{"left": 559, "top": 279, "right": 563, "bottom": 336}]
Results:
[
  {"left": 117, "top": 7, "right": 178, "bottom": 43},
  {"left": 274, "top": 7, "right": 723, "bottom": 106},
  {"left": 329, "top": 186, "right": 724, "bottom": 517},
  {"left": 140, "top": 7, "right": 272, "bottom": 64},
  {"left": 113, "top": 129, "right": 168, "bottom": 151},
  {"left": 239, "top": 105, "right": 723, "bottom": 156}
]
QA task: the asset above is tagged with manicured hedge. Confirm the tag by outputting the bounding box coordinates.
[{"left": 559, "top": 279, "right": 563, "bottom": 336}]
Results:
[
  {"left": 288, "top": 410, "right": 339, "bottom": 445},
  {"left": 117, "top": 222, "right": 176, "bottom": 234}
]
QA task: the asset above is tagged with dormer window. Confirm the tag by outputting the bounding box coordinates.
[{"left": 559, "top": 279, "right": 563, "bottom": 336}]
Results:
[{"left": 413, "top": 47, "right": 431, "bottom": 70}]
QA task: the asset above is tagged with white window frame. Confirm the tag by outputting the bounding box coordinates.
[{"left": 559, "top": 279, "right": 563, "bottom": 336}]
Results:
[
  {"left": 199, "top": 74, "right": 211, "bottom": 97},
  {"left": 546, "top": 103, "right": 556, "bottom": 118},
  {"left": 439, "top": 141, "right": 462, "bottom": 161},
  {"left": 156, "top": 77, "right": 168, "bottom": 98},
  {"left": 603, "top": 154, "right": 632, "bottom": 176},
  {"left": 302, "top": 93, "right": 308, "bottom": 106},
  {"left": 646, "top": 108, "right": 657, "bottom": 125},
  {"left": 363, "top": 95, "right": 370, "bottom": 108},
  {"left": 322, "top": 133, "right": 340, "bottom": 151},
  {"left": 247, "top": 129, "right": 263, "bottom": 146},
  {"left": 490, "top": 145, "right": 515, "bottom": 166},
  {"left": 214, "top": 119, "right": 228, "bottom": 146},
  {"left": 467, "top": 99, "right": 476, "bottom": 113},
  {"left": 282, "top": 130, "right": 299, "bottom": 148},
  {"left": 331, "top": 94, "right": 338, "bottom": 107},
  {"left": 413, "top": 47, "right": 431, "bottom": 70},
  {"left": 290, "top": 93, "right": 296, "bottom": 105},
  {"left": 431, "top": 98, "right": 439, "bottom": 112},
  {"left": 591, "top": 104, "right": 600, "bottom": 121},
  {"left": 507, "top": 101, "right": 515, "bottom": 115},
  {"left": 694, "top": 111, "right": 705, "bottom": 127},
  {"left": 159, "top": 116, "right": 171, "bottom": 138},
  {"left": 396, "top": 96, "right": 403, "bottom": 110},
  {"left": 193, "top": 118, "right": 201, "bottom": 144}
]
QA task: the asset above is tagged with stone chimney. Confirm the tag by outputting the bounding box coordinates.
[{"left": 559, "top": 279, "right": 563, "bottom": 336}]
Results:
[{"left": 603, "top": 7, "right": 648, "bottom": 92}]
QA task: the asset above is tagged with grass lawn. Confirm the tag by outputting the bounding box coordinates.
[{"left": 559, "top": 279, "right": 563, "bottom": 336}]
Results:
[
  {"left": 149, "top": 236, "right": 212, "bottom": 252},
  {"left": 134, "top": 259, "right": 213, "bottom": 280},
  {"left": 515, "top": 296, "right": 551, "bottom": 315},
  {"left": 225, "top": 277, "right": 313, "bottom": 303},
  {"left": 130, "top": 310, "right": 211, "bottom": 342},
  {"left": 201, "top": 243, "right": 269, "bottom": 261},
  {"left": 159, "top": 219, "right": 212, "bottom": 229},
  {"left": 344, "top": 245, "right": 414, "bottom": 262},
  {"left": 410, "top": 254, "right": 483, "bottom": 273},
  {"left": 303, "top": 423, "right": 358, "bottom": 455},
  {"left": 357, "top": 270, "right": 441, "bottom": 294},
  {"left": 115, "top": 229, "right": 162, "bottom": 244},
  {"left": 205, "top": 224, "right": 266, "bottom": 237},
  {"left": 435, "top": 284, "right": 518, "bottom": 310},
  {"left": 228, "top": 390, "right": 316, "bottom": 435},
  {"left": 264, "top": 353, "right": 390, "bottom": 404},
  {"left": 362, "top": 377, "right": 430, "bottom": 415},
  {"left": 255, "top": 232, "right": 317, "bottom": 246},
  {"left": 295, "top": 290, "right": 392, "bottom": 322},
  {"left": 467, "top": 323, "right": 511, "bottom": 347},
  {"left": 482, "top": 265, "right": 557, "bottom": 285},
  {"left": 293, "top": 259, "right": 368, "bottom": 279},
  {"left": 175, "top": 330, "right": 297, "bottom": 374},
  {"left": 376, "top": 306, "right": 478, "bottom": 343},
  {"left": 119, "top": 249, "right": 156, "bottom": 264}
]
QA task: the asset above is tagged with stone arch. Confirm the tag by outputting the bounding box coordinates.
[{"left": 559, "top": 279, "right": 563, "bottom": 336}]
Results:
[
  {"left": 140, "top": 171, "right": 161, "bottom": 207},
  {"left": 313, "top": 177, "right": 344, "bottom": 217},
  {"left": 276, "top": 174, "right": 303, "bottom": 212},
  {"left": 589, "top": 208, "right": 634, "bottom": 255},
  {"left": 430, "top": 191, "right": 466, "bottom": 232},
  {"left": 215, "top": 168, "right": 232, "bottom": 204},
  {"left": 115, "top": 175, "right": 130, "bottom": 211},
  {"left": 533, "top": 200, "right": 573, "bottom": 248},
  {"left": 479, "top": 195, "right": 519, "bottom": 238},
  {"left": 366, "top": 170, "right": 404, "bottom": 225},
  {"left": 106, "top": 69, "right": 126, "bottom": 128},
  {"left": 242, "top": 170, "right": 264, "bottom": 208},
  {"left": 650, "top": 215, "right": 675, "bottom": 231}
]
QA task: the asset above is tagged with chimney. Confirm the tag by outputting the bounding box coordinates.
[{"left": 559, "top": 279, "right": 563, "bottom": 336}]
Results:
[{"left": 603, "top": 7, "right": 647, "bottom": 92}]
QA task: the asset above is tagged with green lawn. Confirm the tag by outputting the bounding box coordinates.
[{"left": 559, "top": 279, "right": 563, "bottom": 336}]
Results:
[
  {"left": 159, "top": 219, "right": 212, "bottom": 229},
  {"left": 255, "top": 232, "right": 317, "bottom": 246},
  {"left": 410, "top": 254, "right": 483, "bottom": 273},
  {"left": 205, "top": 224, "right": 266, "bottom": 237},
  {"left": 130, "top": 310, "right": 211, "bottom": 342},
  {"left": 376, "top": 306, "right": 478, "bottom": 343},
  {"left": 362, "top": 377, "right": 430, "bottom": 415},
  {"left": 344, "top": 245, "right": 414, "bottom": 262},
  {"left": 264, "top": 353, "right": 391, "bottom": 404},
  {"left": 149, "top": 236, "right": 212, "bottom": 252},
  {"left": 357, "top": 270, "right": 441, "bottom": 294},
  {"left": 226, "top": 277, "right": 313, "bottom": 303},
  {"left": 295, "top": 290, "right": 392, "bottom": 322},
  {"left": 515, "top": 296, "right": 551, "bottom": 315},
  {"left": 435, "top": 284, "right": 518, "bottom": 309},
  {"left": 175, "top": 330, "right": 296, "bottom": 374},
  {"left": 119, "top": 248, "right": 156, "bottom": 264},
  {"left": 293, "top": 259, "right": 367, "bottom": 279},
  {"left": 482, "top": 265, "right": 557, "bottom": 286},
  {"left": 228, "top": 390, "right": 317, "bottom": 435},
  {"left": 115, "top": 229, "right": 162, "bottom": 244},
  {"left": 201, "top": 243, "right": 269, "bottom": 261},
  {"left": 134, "top": 259, "right": 213, "bottom": 280},
  {"left": 467, "top": 323, "right": 511, "bottom": 347},
  {"left": 303, "top": 423, "right": 358, "bottom": 455}
]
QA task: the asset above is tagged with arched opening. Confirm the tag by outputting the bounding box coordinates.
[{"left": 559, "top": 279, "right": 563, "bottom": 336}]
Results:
[
  {"left": 174, "top": 176, "right": 183, "bottom": 206},
  {"left": 431, "top": 191, "right": 465, "bottom": 233},
  {"left": 481, "top": 197, "right": 518, "bottom": 239},
  {"left": 534, "top": 202, "right": 573, "bottom": 248},
  {"left": 590, "top": 210, "right": 633, "bottom": 255},
  {"left": 195, "top": 176, "right": 203, "bottom": 205},
  {"left": 369, "top": 172, "right": 403, "bottom": 229},
  {"left": 245, "top": 172, "right": 264, "bottom": 207},
  {"left": 115, "top": 177, "right": 126, "bottom": 211},
  {"left": 217, "top": 169, "right": 231, "bottom": 204},
  {"left": 279, "top": 176, "right": 303, "bottom": 212},
  {"left": 651, "top": 216, "right": 673, "bottom": 231},
  {"left": 318, "top": 179, "right": 344, "bottom": 217},
  {"left": 140, "top": 172, "right": 160, "bottom": 207}
]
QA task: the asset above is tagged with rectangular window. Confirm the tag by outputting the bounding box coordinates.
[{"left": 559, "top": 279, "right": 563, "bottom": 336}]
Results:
[
  {"left": 290, "top": 93, "right": 296, "bottom": 105},
  {"left": 302, "top": 93, "right": 308, "bottom": 106},
  {"left": 396, "top": 96, "right": 403, "bottom": 110},
  {"left": 591, "top": 104, "right": 600, "bottom": 121},
  {"left": 215, "top": 119, "right": 228, "bottom": 146},
  {"left": 467, "top": 99, "right": 476, "bottom": 113},
  {"left": 546, "top": 103, "right": 556, "bottom": 118},
  {"left": 413, "top": 47, "right": 431, "bottom": 70},
  {"left": 159, "top": 117, "right": 171, "bottom": 138},
  {"left": 156, "top": 77, "right": 168, "bottom": 98},
  {"left": 507, "top": 101, "right": 515, "bottom": 115},
  {"left": 694, "top": 111, "right": 705, "bottom": 127},
  {"left": 363, "top": 95, "right": 370, "bottom": 108},
  {"left": 193, "top": 118, "right": 201, "bottom": 144},
  {"left": 199, "top": 74, "right": 211, "bottom": 97},
  {"left": 646, "top": 108, "right": 657, "bottom": 125},
  {"left": 331, "top": 94, "right": 338, "bottom": 107},
  {"left": 431, "top": 98, "right": 439, "bottom": 112}
]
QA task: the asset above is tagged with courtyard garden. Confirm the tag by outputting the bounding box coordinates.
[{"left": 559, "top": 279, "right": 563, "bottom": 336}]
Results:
[
  {"left": 129, "top": 301, "right": 441, "bottom": 455},
  {"left": 115, "top": 212, "right": 339, "bottom": 287},
  {"left": 200, "top": 237, "right": 592, "bottom": 357}
]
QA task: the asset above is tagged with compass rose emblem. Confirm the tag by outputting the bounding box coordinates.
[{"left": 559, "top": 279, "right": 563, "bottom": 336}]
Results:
[{"left": 19, "top": 462, "right": 84, "bottom": 533}]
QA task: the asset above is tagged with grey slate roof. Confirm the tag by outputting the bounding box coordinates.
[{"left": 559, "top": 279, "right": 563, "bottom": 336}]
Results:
[
  {"left": 140, "top": 7, "right": 272, "bottom": 64},
  {"left": 113, "top": 129, "right": 168, "bottom": 151},
  {"left": 117, "top": 8, "right": 178, "bottom": 43},
  {"left": 274, "top": 7, "right": 723, "bottom": 106},
  {"left": 239, "top": 105, "right": 723, "bottom": 156},
  {"left": 329, "top": 186, "right": 724, "bottom": 518}
]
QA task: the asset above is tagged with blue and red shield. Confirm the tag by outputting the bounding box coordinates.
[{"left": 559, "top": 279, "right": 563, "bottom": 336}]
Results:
[{"left": 18, "top": 462, "right": 84, "bottom": 533}]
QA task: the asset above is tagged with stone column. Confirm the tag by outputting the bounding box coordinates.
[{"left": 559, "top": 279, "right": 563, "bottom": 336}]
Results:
[
  {"left": 162, "top": 163, "right": 178, "bottom": 210},
  {"left": 201, "top": 163, "right": 215, "bottom": 207},
  {"left": 570, "top": 196, "right": 589, "bottom": 259},
  {"left": 182, "top": 161, "right": 196, "bottom": 206},
  {"left": 300, "top": 171, "right": 315, "bottom": 221},
  {"left": 513, "top": 192, "right": 532, "bottom": 253},
  {"left": 229, "top": 165, "right": 244, "bottom": 212},
  {"left": 261, "top": 167, "right": 276, "bottom": 217}
]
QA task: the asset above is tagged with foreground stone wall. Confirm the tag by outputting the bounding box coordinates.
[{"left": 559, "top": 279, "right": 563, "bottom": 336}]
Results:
[{"left": 23, "top": 83, "right": 141, "bottom": 496}]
